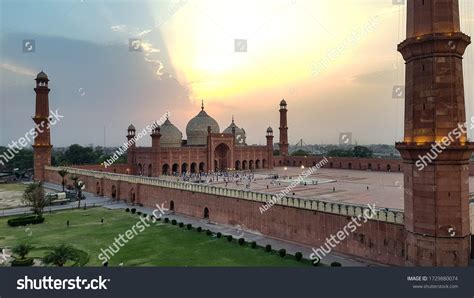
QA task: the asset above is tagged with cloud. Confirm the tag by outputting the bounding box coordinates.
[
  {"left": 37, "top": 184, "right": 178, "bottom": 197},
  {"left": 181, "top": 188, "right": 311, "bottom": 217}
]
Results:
[
  {"left": 350, "top": 69, "right": 396, "bottom": 86},
  {"left": 0, "top": 62, "right": 36, "bottom": 77},
  {"left": 110, "top": 25, "right": 127, "bottom": 32},
  {"left": 0, "top": 32, "right": 190, "bottom": 147},
  {"left": 138, "top": 29, "right": 152, "bottom": 37}
]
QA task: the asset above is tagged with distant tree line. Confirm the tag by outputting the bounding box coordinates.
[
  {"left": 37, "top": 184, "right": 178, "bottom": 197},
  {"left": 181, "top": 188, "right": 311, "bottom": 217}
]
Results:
[
  {"left": 0, "top": 147, "right": 33, "bottom": 171},
  {"left": 287, "top": 146, "right": 373, "bottom": 158},
  {"left": 327, "top": 146, "right": 373, "bottom": 158},
  {"left": 0, "top": 144, "right": 127, "bottom": 171}
]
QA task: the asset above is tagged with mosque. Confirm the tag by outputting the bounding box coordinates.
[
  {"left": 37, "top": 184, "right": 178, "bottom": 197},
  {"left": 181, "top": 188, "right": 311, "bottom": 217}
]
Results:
[{"left": 124, "top": 100, "right": 288, "bottom": 176}]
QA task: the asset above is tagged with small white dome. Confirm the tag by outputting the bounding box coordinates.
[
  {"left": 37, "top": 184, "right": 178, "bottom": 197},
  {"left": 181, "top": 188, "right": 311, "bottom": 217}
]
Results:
[{"left": 160, "top": 118, "right": 182, "bottom": 147}]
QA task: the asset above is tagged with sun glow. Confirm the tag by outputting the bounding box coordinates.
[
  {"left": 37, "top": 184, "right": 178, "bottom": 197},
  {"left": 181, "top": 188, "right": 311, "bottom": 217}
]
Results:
[{"left": 153, "top": 0, "right": 380, "bottom": 104}]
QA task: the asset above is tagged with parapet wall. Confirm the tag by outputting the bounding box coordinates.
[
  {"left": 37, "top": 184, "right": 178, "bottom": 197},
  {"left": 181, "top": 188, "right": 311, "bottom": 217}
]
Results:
[
  {"left": 44, "top": 166, "right": 407, "bottom": 266},
  {"left": 275, "top": 156, "right": 474, "bottom": 176}
]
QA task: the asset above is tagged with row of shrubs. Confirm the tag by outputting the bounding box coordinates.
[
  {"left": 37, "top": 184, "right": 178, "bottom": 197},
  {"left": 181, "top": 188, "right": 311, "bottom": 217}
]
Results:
[
  {"left": 7, "top": 215, "right": 44, "bottom": 227},
  {"left": 124, "top": 208, "right": 340, "bottom": 266},
  {"left": 11, "top": 258, "right": 34, "bottom": 266}
]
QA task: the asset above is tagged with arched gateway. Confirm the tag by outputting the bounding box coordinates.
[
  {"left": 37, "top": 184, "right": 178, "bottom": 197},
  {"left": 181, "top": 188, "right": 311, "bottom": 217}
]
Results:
[{"left": 214, "top": 143, "right": 231, "bottom": 171}]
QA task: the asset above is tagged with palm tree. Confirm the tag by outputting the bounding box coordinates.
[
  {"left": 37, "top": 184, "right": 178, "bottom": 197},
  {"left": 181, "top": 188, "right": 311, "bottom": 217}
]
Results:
[
  {"left": 43, "top": 244, "right": 77, "bottom": 267},
  {"left": 69, "top": 175, "right": 83, "bottom": 208},
  {"left": 58, "top": 169, "right": 69, "bottom": 192},
  {"left": 12, "top": 243, "right": 33, "bottom": 259}
]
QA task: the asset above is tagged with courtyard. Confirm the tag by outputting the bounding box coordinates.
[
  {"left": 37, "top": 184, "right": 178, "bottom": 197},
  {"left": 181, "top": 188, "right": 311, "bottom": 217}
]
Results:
[{"left": 200, "top": 167, "right": 474, "bottom": 211}]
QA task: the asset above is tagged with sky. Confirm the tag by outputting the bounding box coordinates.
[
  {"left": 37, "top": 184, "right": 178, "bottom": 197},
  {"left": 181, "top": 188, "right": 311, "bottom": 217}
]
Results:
[{"left": 0, "top": 0, "right": 473, "bottom": 147}]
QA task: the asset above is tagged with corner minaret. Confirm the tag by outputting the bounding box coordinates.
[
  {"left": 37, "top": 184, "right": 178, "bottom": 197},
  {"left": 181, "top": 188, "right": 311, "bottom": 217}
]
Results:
[
  {"left": 278, "top": 99, "right": 289, "bottom": 157},
  {"left": 266, "top": 127, "right": 274, "bottom": 169},
  {"left": 396, "top": 0, "right": 472, "bottom": 266},
  {"left": 32, "top": 71, "right": 52, "bottom": 181},
  {"left": 126, "top": 124, "right": 137, "bottom": 174},
  {"left": 150, "top": 126, "right": 161, "bottom": 177}
]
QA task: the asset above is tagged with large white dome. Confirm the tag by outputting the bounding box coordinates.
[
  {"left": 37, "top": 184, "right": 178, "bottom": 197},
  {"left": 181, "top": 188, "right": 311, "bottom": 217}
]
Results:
[{"left": 186, "top": 103, "right": 219, "bottom": 146}]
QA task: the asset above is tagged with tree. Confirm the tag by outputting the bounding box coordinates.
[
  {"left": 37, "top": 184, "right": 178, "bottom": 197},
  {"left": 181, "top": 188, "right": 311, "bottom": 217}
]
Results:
[
  {"left": 328, "top": 149, "right": 353, "bottom": 157},
  {"left": 12, "top": 243, "right": 33, "bottom": 259},
  {"left": 0, "top": 147, "right": 33, "bottom": 171},
  {"left": 70, "top": 175, "right": 84, "bottom": 208},
  {"left": 291, "top": 149, "right": 310, "bottom": 156},
  {"left": 58, "top": 169, "right": 69, "bottom": 192},
  {"left": 353, "top": 146, "right": 373, "bottom": 158},
  {"left": 43, "top": 245, "right": 77, "bottom": 267},
  {"left": 59, "top": 144, "right": 104, "bottom": 165},
  {"left": 23, "top": 182, "right": 48, "bottom": 216}
]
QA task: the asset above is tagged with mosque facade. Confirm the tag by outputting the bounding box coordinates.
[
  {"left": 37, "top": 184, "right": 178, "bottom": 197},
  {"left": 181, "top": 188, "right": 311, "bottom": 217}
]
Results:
[{"left": 125, "top": 101, "right": 279, "bottom": 176}]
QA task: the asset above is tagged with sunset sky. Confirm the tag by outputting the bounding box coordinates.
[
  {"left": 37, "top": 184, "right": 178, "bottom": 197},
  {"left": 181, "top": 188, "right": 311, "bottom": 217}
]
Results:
[{"left": 1, "top": 0, "right": 473, "bottom": 147}]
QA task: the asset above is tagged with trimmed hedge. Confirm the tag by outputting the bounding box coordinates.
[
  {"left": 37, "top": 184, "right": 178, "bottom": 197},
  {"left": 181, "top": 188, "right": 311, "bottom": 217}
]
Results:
[
  {"left": 265, "top": 245, "right": 272, "bottom": 252},
  {"left": 186, "top": 224, "right": 192, "bottom": 230},
  {"left": 178, "top": 222, "right": 184, "bottom": 228},
  {"left": 11, "top": 258, "right": 34, "bottom": 266},
  {"left": 278, "top": 249, "right": 286, "bottom": 257},
  {"left": 216, "top": 232, "right": 222, "bottom": 238},
  {"left": 197, "top": 227, "right": 202, "bottom": 232},
  {"left": 206, "top": 230, "right": 212, "bottom": 236},
  {"left": 312, "top": 256, "right": 321, "bottom": 266},
  {"left": 7, "top": 215, "right": 44, "bottom": 227},
  {"left": 238, "top": 238, "right": 245, "bottom": 245},
  {"left": 130, "top": 208, "right": 136, "bottom": 214},
  {"left": 251, "top": 241, "right": 257, "bottom": 248},
  {"left": 171, "top": 219, "right": 177, "bottom": 225},
  {"left": 227, "top": 235, "right": 233, "bottom": 242},
  {"left": 125, "top": 208, "right": 130, "bottom": 212},
  {"left": 295, "top": 252, "right": 303, "bottom": 261},
  {"left": 164, "top": 218, "right": 170, "bottom": 223},
  {"left": 137, "top": 211, "right": 142, "bottom": 216}
]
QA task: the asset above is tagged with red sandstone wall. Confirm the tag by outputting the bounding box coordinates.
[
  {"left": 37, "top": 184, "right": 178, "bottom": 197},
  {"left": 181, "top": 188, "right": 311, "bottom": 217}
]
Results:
[
  {"left": 44, "top": 168, "right": 406, "bottom": 266},
  {"left": 275, "top": 156, "right": 474, "bottom": 176},
  {"left": 274, "top": 156, "right": 404, "bottom": 172},
  {"left": 69, "top": 164, "right": 129, "bottom": 174}
]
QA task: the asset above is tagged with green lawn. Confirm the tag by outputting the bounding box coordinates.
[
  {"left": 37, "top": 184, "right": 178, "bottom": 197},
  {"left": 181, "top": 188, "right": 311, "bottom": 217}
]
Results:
[
  {"left": 0, "top": 183, "right": 26, "bottom": 192},
  {"left": 0, "top": 208, "right": 312, "bottom": 267}
]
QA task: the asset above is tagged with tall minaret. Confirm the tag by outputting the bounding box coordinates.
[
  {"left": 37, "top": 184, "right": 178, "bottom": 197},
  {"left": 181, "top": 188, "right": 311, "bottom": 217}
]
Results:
[
  {"left": 150, "top": 126, "right": 161, "bottom": 176},
  {"left": 396, "top": 0, "right": 472, "bottom": 266},
  {"left": 32, "top": 71, "right": 52, "bottom": 181},
  {"left": 266, "top": 127, "right": 274, "bottom": 169},
  {"left": 278, "top": 99, "right": 289, "bottom": 157},
  {"left": 126, "top": 124, "right": 136, "bottom": 174}
]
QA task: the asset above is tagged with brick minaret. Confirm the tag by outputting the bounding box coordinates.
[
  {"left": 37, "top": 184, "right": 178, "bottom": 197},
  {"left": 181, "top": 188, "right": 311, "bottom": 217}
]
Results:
[
  {"left": 278, "top": 99, "right": 289, "bottom": 157},
  {"left": 151, "top": 126, "right": 161, "bottom": 176},
  {"left": 32, "top": 71, "right": 52, "bottom": 181},
  {"left": 266, "top": 127, "right": 274, "bottom": 170},
  {"left": 126, "top": 124, "right": 136, "bottom": 175},
  {"left": 396, "top": 0, "right": 472, "bottom": 266}
]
